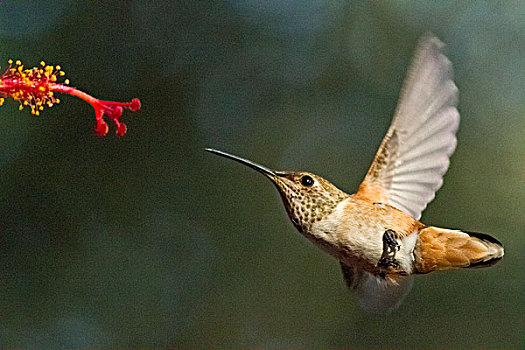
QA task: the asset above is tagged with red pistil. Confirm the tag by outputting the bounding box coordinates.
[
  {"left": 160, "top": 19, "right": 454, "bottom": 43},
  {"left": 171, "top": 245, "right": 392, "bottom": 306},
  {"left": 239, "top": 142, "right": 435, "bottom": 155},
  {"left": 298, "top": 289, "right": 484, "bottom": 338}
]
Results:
[
  {"left": 52, "top": 84, "right": 141, "bottom": 136},
  {"left": 0, "top": 59, "right": 141, "bottom": 136}
]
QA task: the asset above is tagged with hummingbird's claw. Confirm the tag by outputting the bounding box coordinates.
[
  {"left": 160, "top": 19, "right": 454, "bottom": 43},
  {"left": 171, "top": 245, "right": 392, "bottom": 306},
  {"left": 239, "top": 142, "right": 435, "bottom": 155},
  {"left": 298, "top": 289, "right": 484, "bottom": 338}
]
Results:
[
  {"left": 378, "top": 256, "right": 400, "bottom": 268},
  {"left": 383, "top": 229, "right": 401, "bottom": 251},
  {"left": 378, "top": 229, "right": 401, "bottom": 269}
]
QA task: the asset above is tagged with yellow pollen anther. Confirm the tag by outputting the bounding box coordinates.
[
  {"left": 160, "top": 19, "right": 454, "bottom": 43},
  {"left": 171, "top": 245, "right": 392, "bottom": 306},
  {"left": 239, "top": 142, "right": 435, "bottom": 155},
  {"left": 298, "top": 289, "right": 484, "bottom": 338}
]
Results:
[{"left": 15, "top": 60, "right": 21, "bottom": 65}]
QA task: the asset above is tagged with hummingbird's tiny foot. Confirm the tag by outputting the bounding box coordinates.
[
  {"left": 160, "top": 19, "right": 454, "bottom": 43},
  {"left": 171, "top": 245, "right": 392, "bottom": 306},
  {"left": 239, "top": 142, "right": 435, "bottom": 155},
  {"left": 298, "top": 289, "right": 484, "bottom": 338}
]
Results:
[
  {"left": 383, "top": 229, "right": 400, "bottom": 251},
  {"left": 378, "top": 256, "right": 400, "bottom": 268},
  {"left": 378, "top": 229, "right": 401, "bottom": 269}
]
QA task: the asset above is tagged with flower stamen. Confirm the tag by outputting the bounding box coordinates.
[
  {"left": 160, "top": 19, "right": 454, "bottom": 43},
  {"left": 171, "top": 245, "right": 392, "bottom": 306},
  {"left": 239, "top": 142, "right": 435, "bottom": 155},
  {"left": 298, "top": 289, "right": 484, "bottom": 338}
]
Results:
[{"left": 0, "top": 59, "right": 141, "bottom": 136}]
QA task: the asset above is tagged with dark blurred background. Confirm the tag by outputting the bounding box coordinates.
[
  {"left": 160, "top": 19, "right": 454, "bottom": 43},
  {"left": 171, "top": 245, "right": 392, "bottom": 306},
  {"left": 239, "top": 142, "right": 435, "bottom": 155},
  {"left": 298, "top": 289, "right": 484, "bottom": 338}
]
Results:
[{"left": 0, "top": 1, "right": 523, "bottom": 348}]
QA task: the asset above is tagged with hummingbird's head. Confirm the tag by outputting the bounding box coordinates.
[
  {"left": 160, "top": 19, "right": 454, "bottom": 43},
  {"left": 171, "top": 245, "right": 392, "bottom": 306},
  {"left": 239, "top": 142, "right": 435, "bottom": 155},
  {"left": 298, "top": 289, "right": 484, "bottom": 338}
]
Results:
[{"left": 206, "top": 149, "right": 348, "bottom": 232}]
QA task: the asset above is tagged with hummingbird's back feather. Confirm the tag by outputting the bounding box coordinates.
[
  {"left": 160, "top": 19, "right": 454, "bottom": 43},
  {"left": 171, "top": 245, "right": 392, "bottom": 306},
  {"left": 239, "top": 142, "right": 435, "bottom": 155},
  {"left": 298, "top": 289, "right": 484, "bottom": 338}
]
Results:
[
  {"left": 357, "top": 34, "right": 459, "bottom": 220},
  {"left": 414, "top": 227, "right": 504, "bottom": 273}
]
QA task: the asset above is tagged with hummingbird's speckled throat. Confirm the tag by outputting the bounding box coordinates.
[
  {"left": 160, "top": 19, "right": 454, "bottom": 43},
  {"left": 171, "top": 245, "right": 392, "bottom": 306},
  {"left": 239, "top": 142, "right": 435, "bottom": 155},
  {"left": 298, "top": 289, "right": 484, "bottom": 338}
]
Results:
[
  {"left": 272, "top": 172, "right": 347, "bottom": 232},
  {"left": 205, "top": 148, "right": 347, "bottom": 232}
]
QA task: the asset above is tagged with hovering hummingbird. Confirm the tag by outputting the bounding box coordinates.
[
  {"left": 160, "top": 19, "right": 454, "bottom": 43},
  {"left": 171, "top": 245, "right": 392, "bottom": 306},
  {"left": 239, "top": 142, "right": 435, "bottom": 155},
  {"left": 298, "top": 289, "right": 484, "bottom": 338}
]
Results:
[{"left": 206, "top": 34, "right": 504, "bottom": 313}]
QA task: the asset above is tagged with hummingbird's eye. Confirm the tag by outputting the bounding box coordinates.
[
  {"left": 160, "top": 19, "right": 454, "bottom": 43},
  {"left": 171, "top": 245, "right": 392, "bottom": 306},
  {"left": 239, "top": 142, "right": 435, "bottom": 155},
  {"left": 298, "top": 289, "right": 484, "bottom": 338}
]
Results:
[{"left": 300, "top": 175, "right": 314, "bottom": 187}]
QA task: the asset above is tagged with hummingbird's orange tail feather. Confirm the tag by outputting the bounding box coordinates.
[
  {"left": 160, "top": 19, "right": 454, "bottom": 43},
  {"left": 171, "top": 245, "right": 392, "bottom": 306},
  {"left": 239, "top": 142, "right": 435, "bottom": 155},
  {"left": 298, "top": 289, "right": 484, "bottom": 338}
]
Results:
[{"left": 414, "top": 227, "right": 504, "bottom": 274}]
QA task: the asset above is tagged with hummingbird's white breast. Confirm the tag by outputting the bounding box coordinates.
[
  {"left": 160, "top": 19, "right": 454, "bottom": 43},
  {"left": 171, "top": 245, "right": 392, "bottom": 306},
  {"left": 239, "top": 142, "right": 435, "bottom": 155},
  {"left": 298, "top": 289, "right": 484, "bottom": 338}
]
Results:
[{"left": 307, "top": 196, "right": 420, "bottom": 275}]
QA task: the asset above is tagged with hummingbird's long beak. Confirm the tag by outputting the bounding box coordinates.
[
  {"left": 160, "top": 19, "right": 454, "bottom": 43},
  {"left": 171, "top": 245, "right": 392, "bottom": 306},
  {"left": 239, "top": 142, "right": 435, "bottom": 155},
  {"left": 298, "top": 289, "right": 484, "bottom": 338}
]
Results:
[{"left": 205, "top": 148, "right": 279, "bottom": 178}]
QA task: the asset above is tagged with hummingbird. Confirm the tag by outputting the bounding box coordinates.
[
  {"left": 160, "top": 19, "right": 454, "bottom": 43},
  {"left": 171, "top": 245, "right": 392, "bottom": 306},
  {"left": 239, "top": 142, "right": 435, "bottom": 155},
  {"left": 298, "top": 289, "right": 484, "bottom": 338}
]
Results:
[{"left": 206, "top": 34, "right": 504, "bottom": 313}]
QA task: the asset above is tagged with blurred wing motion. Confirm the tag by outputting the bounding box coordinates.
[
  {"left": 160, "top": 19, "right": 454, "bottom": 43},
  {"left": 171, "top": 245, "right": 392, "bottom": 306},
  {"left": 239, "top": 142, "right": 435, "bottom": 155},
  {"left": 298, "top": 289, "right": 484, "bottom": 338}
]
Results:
[
  {"left": 357, "top": 34, "right": 459, "bottom": 220},
  {"left": 340, "top": 263, "right": 413, "bottom": 314}
]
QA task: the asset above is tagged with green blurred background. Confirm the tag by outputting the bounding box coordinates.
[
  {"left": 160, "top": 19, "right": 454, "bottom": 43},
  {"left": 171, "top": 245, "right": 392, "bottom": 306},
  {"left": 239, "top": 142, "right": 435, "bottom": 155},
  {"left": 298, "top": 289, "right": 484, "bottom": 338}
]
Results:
[{"left": 0, "top": 1, "right": 523, "bottom": 348}]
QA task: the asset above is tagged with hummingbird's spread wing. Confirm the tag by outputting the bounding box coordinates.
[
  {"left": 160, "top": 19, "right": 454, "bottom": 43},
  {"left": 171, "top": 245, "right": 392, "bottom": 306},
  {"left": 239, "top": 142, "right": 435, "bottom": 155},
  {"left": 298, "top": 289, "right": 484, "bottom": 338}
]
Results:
[
  {"left": 357, "top": 34, "right": 459, "bottom": 220},
  {"left": 340, "top": 262, "right": 413, "bottom": 313}
]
